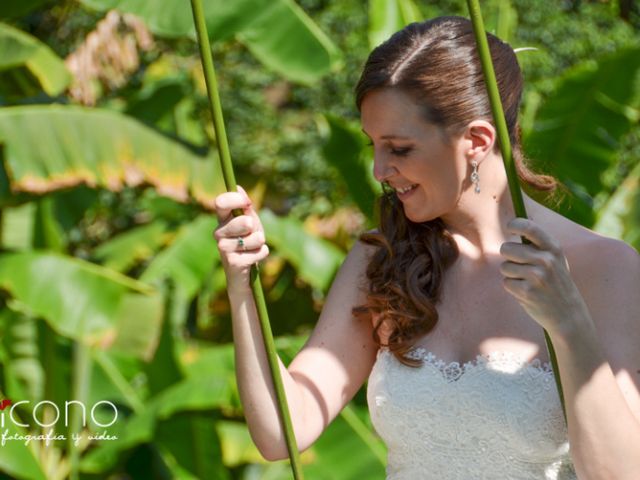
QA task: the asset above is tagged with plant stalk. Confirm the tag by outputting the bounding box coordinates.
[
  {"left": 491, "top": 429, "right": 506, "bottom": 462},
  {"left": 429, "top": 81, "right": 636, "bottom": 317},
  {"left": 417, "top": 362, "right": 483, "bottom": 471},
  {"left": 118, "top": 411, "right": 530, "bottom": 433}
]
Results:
[
  {"left": 68, "top": 342, "right": 91, "bottom": 480},
  {"left": 466, "top": 0, "right": 566, "bottom": 422},
  {"left": 189, "top": 0, "right": 304, "bottom": 477}
]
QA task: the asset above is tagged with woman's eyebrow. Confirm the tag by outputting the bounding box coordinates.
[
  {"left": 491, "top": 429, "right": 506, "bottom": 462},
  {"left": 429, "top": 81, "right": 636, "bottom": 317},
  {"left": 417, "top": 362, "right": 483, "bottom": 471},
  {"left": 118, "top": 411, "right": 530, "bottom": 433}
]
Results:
[{"left": 361, "top": 129, "right": 411, "bottom": 140}]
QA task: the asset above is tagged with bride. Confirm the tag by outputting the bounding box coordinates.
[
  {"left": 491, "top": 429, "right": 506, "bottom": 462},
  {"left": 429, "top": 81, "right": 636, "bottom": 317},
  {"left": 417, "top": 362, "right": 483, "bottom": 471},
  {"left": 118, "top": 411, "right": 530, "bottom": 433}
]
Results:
[{"left": 213, "top": 16, "right": 640, "bottom": 479}]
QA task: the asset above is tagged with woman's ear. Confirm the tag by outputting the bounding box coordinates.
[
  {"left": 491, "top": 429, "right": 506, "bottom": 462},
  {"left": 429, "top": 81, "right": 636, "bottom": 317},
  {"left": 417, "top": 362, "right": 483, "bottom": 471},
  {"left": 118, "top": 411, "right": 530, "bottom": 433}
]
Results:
[{"left": 464, "top": 120, "right": 496, "bottom": 161}]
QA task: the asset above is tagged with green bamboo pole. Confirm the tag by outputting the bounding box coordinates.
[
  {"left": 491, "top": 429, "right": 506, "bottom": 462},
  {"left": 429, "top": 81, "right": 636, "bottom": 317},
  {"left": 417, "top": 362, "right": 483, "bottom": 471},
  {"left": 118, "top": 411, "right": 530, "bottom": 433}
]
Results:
[
  {"left": 189, "top": 1, "right": 304, "bottom": 477},
  {"left": 465, "top": 0, "right": 566, "bottom": 422}
]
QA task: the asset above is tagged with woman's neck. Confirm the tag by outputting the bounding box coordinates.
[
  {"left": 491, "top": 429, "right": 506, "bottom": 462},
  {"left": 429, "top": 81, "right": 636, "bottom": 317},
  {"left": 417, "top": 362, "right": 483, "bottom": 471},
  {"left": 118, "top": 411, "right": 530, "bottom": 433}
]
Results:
[{"left": 441, "top": 159, "right": 541, "bottom": 261}]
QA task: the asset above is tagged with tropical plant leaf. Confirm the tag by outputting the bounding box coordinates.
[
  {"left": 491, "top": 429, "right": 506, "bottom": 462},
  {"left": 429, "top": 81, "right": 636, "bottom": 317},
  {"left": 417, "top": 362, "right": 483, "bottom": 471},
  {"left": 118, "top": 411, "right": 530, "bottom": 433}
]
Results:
[
  {"left": 237, "top": 0, "right": 342, "bottom": 84},
  {"left": 0, "top": 0, "right": 55, "bottom": 20},
  {"left": 0, "top": 310, "right": 43, "bottom": 403},
  {"left": 94, "top": 220, "right": 169, "bottom": 272},
  {"left": 155, "top": 412, "right": 230, "bottom": 480},
  {"left": 87, "top": 349, "right": 146, "bottom": 410},
  {"left": 79, "top": 0, "right": 341, "bottom": 84},
  {"left": 154, "top": 373, "right": 235, "bottom": 419},
  {"left": 321, "top": 114, "right": 380, "bottom": 222},
  {"left": 215, "top": 404, "right": 386, "bottom": 479},
  {"left": 140, "top": 215, "right": 219, "bottom": 299},
  {"left": 1, "top": 202, "right": 34, "bottom": 250},
  {"left": 482, "top": 0, "right": 518, "bottom": 41},
  {"left": 110, "top": 290, "right": 165, "bottom": 360},
  {"left": 0, "top": 105, "right": 225, "bottom": 208},
  {"left": 368, "top": 0, "right": 421, "bottom": 49},
  {"left": 0, "top": 251, "right": 152, "bottom": 345},
  {"left": 33, "top": 197, "right": 65, "bottom": 252},
  {"left": 180, "top": 341, "right": 236, "bottom": 380},
  {"left": 0, "top": 405, "right": 48, "bottom": 480},
  {"left": 304, "top": 404, "right": 386, "bottom": 479},
  {"left": 523, "top": 47, "right": 640, "bottom": 225},
  {"left": 260, "top": 209, "right": 345, "bottom": 292},
  {"left": 143, "top": 288, "right": 228, "bottom": 478},
  {"left": 80, "top": 371, "right": 234, "bottom": 472},
  {"left": 594, "top": 161, "right": 640, "bottom": 250},
  {"left": 216, "top": 420, "right": 268, "bottom": 467},
  {"left": 0, "top": 22, "right": 70, "bottom": 96},
  {"left": 142, "top": 283, "right": 184, "bottom": 399}
]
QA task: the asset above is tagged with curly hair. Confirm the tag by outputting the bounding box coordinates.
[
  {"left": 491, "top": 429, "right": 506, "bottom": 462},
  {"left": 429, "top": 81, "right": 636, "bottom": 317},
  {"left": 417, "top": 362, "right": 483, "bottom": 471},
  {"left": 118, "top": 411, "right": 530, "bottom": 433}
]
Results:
[{"left": 351, "top": 17, "right": 557, "bottom": 367}]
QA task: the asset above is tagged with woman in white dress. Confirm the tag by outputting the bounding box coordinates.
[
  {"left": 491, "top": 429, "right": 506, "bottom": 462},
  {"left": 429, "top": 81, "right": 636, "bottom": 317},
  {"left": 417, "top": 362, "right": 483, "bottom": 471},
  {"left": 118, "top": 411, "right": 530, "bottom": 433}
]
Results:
[{"left": 213, "top": 16, "right": 640, "bottom": 479}]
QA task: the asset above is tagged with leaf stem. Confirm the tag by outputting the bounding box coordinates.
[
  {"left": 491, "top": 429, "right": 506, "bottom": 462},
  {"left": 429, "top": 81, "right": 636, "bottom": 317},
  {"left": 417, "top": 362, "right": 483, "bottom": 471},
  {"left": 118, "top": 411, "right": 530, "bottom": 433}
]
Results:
[{"left": 466, "top": 0, "right": 566, "bottom": 422}]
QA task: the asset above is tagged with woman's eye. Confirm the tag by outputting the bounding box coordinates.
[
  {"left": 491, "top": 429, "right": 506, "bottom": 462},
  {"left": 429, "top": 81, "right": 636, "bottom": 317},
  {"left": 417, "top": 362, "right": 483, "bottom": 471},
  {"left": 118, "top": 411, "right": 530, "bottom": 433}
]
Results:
[
  {"left": 365, "top": 140, "right": 411, "bottom": 156},
  {"left": 390, "top": 147, "right": 411, "bottom": 157}
]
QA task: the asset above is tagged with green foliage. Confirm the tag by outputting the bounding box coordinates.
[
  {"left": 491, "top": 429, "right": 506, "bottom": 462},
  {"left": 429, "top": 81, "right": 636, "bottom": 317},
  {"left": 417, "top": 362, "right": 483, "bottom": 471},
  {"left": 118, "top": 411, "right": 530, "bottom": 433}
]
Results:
[
  {"left": 595, "top": 161, "right": 640, "bottom": 251},
  {"left": 0, "top": 22, "right": 70, "bottom": 99},
  {"left": 260, "top": 208, "right": 345, "bottom": 292},
  {"left": 0, "top": 0, "right": 638, "bottom": 479},
  {"left": 79, "top": 0, "right": 342, "bottom": 84},
  {"left": 0, "top": 408, "right": 48, "bottom": 480},
  {"left": 320, "top": 114, "right": 380, "bottom": 222},
  {"left": 523, "top": 46, "right": 640, "bottom": 226},
  {"left": 0, "top": 251, "right": 152, "bottom": 342},
  {"left": 368, "top": 0, "right": 421, "bottom": 48},
  {"left": 0, "top": 105, "right": 225, "bottom": 208}
]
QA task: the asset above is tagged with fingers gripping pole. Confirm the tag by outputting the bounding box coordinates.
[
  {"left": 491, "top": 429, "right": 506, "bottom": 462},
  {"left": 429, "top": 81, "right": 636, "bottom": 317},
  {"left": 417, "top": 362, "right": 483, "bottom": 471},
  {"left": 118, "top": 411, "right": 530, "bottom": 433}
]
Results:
[
  {"left": 189, "top": 0, "right": 305, "bottom": 477},
  {"left": 465, "top": 0, "right": 566, "bottom": 422}
]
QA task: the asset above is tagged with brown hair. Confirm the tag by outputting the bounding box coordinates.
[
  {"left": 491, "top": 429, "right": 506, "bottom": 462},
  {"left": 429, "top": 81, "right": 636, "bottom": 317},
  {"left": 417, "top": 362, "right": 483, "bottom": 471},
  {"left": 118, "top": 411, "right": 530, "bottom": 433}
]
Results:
[{"left": 351, "top": 16, "right": 557, "bottom": 366}]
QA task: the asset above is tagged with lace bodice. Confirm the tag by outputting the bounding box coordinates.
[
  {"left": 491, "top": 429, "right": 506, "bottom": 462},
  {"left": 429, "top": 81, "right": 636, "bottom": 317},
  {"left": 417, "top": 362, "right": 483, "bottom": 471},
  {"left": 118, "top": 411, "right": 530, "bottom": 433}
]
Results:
[{"left": 367, "top": 347, "right": 576, "bottom": 479}]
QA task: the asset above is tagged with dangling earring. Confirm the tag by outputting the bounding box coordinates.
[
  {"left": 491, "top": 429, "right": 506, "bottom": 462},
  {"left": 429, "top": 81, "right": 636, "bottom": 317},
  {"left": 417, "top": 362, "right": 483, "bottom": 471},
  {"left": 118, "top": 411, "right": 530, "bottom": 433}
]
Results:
[{"left": 470, "top": 160, "right": 480, "bottom": 194}]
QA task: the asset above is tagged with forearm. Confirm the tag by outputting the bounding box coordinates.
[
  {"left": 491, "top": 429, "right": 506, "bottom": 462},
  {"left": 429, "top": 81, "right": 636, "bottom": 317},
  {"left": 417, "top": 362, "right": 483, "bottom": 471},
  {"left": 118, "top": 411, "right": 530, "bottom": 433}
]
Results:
[
  {"left": 551, "top": 317, "right": 640, "bottom": 479},
  {"left": 228, "top": 283, "right": 308, "bottom": 460}
]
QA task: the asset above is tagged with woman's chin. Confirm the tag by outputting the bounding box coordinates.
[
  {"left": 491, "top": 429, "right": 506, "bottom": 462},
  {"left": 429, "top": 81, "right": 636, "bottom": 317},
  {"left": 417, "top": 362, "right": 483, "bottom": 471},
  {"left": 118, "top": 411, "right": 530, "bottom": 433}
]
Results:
[{"left": 404, "top": 208, "right": 436, "bottom": 224}]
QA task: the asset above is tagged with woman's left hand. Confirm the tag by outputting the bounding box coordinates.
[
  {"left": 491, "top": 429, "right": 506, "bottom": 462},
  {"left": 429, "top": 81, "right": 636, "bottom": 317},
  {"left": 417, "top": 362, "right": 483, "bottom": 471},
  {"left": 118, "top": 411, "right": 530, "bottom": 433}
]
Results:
[{"left": 499, "top": 217, "right": 592, "bottom": 336}]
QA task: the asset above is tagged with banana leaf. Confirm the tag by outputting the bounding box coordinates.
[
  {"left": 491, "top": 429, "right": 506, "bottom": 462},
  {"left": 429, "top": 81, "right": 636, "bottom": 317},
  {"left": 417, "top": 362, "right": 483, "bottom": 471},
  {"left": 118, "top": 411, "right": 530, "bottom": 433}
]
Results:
[
  {"left": 320, "top": 114, "right": 381, "bottom": 222},
  {"left": 0, "top": 0, "right": 54, "bottom": 20},
  {"left": 0, "top": 105, "right": 225, "bottom": 208},
  {"left": 79, "top": 0, "right": 341, "bottom": 84},
  {"left": 94, "top": 220, "right": 170, "bottom": 273},
  {"left": 0, "top": 404, "right": 48, "bottom": 480},
  {"left": 368, "top": 0, "right": 421, "bottom": 49},
  {"left": 0, "top": 22, "right": 70, "bottom": 96},
  {"left": 0, "top": 251, "right": 153, "bottom": 346},
  {"left": 260, "top": 209, "right": 345, "bottom": 293},
  {"left": 140, "top": 216, "right": 219, "bottom": 299},
  {"left": 594, "top": 161, "right": 640, "bottom": 250},
  {"left": 79, "top": 366, "right": 234, "bottom": 472},
  {"left": 523, "top": 46, "right": 640, "bottom": 226}
]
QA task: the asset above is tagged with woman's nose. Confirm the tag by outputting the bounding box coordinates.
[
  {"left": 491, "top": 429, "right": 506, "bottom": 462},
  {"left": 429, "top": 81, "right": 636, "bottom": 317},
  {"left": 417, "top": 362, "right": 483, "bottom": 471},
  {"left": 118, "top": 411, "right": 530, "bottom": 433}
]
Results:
[{"left": 373, "top": 154, "right": 396, "bottom": 183}]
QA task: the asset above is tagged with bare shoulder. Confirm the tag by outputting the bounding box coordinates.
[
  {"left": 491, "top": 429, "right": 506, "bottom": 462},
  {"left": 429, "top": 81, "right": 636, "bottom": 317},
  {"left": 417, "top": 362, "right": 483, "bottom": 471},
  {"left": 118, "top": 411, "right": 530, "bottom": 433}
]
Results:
[
  {"left": 570, "top": 231, "right": 639, "bottom": 322},
  {"left": 559, "top": 221, "right": 639, "bottom": 297},
  {"left": 550, "top": 213, "right": 639, "bottom": 356},
  {"left": 536, "top": 207, "right": 639, "bottom": 286},
  {"left": 533, "top": 205, "right": 639, "bottom": 324}
]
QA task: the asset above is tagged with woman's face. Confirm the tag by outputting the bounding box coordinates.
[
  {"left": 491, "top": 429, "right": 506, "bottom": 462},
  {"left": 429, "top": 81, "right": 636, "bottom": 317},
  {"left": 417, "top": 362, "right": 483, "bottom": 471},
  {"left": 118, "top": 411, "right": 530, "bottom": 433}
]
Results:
[{"left": 360, "top": 88, "right": 468, "bottom": 223}]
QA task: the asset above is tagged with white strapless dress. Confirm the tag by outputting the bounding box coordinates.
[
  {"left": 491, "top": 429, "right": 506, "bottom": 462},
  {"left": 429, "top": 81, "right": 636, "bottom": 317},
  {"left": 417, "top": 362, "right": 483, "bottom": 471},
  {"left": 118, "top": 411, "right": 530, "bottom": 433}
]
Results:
[{"left": 367, "top": 347, "right": 577, "bottom": 479}]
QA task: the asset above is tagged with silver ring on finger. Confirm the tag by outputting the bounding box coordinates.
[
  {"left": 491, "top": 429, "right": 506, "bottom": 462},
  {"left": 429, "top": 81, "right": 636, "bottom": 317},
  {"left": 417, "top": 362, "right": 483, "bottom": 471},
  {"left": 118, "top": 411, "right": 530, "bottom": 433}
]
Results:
[{"left": 236, "top": 236, "right": 247, "bottom": 252}]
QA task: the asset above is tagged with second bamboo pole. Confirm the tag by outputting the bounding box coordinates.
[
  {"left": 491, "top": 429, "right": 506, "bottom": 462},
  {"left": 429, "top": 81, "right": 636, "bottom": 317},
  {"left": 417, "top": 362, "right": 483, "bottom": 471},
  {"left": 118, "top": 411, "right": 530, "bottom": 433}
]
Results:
[{"left": 189, "top": 0, "right": 304, "bottom": 477}]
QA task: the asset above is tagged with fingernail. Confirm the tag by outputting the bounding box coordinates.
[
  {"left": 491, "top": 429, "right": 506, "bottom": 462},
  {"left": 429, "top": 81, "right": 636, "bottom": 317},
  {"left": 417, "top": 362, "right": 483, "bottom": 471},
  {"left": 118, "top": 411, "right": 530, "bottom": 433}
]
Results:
[{"left": 237, "top": 185, "right": 251, "bottom": 205}]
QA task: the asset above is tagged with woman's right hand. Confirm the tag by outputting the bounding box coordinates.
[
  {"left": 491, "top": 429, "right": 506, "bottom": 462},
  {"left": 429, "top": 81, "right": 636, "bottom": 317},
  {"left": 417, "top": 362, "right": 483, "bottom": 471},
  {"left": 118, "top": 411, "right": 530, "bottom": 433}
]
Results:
[{"left": 214, "top": 185, "right": 269, "bottom": 288}]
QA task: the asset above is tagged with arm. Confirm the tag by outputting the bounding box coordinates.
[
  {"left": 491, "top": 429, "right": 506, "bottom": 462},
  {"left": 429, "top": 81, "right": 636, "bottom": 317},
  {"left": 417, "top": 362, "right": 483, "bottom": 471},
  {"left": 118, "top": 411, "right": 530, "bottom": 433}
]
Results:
[
  {"left": 230, "top": 239, "right": 379, "bottom": 460},
  {"left": 500, "top": 219, "right": 640, "bottom": 479},
  {"left": 551, "top": 239, "right": 640, "bottom": 479}
]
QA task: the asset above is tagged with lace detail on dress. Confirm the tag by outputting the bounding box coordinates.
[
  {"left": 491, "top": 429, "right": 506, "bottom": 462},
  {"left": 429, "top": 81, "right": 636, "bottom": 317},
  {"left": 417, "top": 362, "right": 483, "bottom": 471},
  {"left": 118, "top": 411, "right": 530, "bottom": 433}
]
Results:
[
  {"left": 367, "top": 347, "right": 576, "bottom": 480},
  {"left": 404, "top": 347, "right": 554, "bottom": 383}
]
